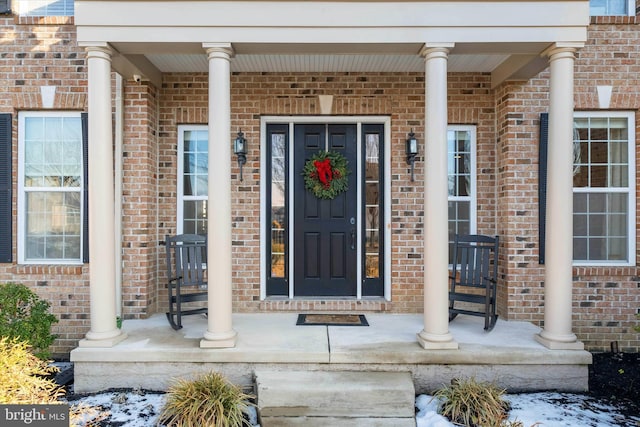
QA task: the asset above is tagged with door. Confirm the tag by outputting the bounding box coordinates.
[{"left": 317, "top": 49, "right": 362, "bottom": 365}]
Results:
[{"left": 293, "top": 124, "right": 358, "bottom": 296}]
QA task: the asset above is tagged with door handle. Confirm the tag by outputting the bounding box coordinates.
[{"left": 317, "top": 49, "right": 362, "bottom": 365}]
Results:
[{"left": 350, "top": 228, "right": 356, "bottom": 250}]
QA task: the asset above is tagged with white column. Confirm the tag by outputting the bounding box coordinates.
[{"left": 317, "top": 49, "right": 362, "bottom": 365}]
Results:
[
  {"left": 201, "top": 43, "right": 237, "bottom": 348},
  {"left": 79, "top": 44, "right": 126, "bottom": 347},
  {"left": 417, "top": 44, "right": 458, "bottom": 350},
  {"left": 535, "top": 44, "right": 584, "bottom": 350}
]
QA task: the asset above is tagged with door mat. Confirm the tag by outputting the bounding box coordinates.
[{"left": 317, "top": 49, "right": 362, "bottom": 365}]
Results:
[{"left": 296, "top": 313, "right": 369, "bottom": 326}]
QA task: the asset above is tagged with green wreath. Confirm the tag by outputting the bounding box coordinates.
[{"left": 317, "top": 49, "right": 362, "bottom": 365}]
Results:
[{"left": 303, "top": 150, "right": 351, "bottom": 200}]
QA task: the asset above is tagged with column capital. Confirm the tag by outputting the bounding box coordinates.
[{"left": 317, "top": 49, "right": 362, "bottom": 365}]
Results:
[
  {"left": 542, "top": 42, "right": 584, "bottom": 59},
  {"left": 203, "top": 42, "right": 234, "bottom": 59},
  {"left": 80, "top": 43, "right": 113, "bottom": 59},
  {"left": 419, "top": 43, "right": 455, "bottom": 60}
]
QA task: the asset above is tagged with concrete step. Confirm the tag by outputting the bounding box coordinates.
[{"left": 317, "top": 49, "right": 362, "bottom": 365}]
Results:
[
  {"left": 255, "top": 370, "right": 416, "bottom": 427},
  {"left": 258, "top": 416, "right": 415, "bottom": 427}
]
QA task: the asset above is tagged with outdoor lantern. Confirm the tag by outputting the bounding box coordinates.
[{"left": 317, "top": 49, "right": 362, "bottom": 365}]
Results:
[
  {"left": 234, "top": 129, "right": 248, "bottom": 181},
  {"left": 406, "top": 129, "right": 418, "bottom": 182}
]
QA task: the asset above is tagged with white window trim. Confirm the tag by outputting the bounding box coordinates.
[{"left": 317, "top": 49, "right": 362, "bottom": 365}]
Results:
[
  {"left": 17, "top": 111, "right": 84, "bottom": 265},
  {"left": 447, "top": 124, "right": 478, "bottom": 242},
  {"left": 589, "top": 0, "right": 636, "bottom": 16},
  {"left": 573, "top": 111, "right": 636, "bottom": 266},
  {"left": 176, "top": 124, "right": 208, "bottom": 235}
]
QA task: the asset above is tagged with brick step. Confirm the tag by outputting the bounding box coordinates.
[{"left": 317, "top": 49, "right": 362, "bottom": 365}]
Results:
[{"left": 255, "top": 370, "right": 415, "bottom": 427}]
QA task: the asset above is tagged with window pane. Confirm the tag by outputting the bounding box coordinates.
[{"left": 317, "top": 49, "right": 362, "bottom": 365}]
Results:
[
  {"left": 364, "top": 132, "right": 381, "bottom": 279},
  {"left": 365, "top": 230, "right": 380, "bottom": 253},
  {"left": 447, "top": 129, "right": 473, "bottom": 197},
  {"left": 270, "top": 133, "right": 287, "bottom": 278},
  {"left": 365, "top": 134, "right": 380, "bottom": 180},
  {"left": 574, "top": 238, "right": 587, "bottom": 259},
  {"left": 590, "top": 166, "right": 608, "bottom": 187},
  {"left": 609, "top": 214, "right": 627, "bottom": 236},
  {"left": 573, "top": 213, "right": 587, "bottom": 235},
  {"left": 573, "top": 191, "right": 629, "bottom": 262},
  {"left": 365, "top": 255, "right": 379, "bottom": 279},
  {"left": 271, "top": 209, "right": 285, "bottom": 278},
  {"left": 19, "top": 0, "right": 74, "bottom": 16},
  {"left": 590, "top": 0, "right": 628, "bottom": 15},
  {"left": 183, "top": 130, "right": 208, "bottom": 197},
  {"left": 183, "top": 200, "right": 207, "bottom": 235},
  {"left": 25, "top": 191, "right": 81, "bottom": 261},
  {"left": 365, "top": 183, "right": 379, "bottom": 205},
  {"left": 24, "top": 116, "right": 82, "bottom": 188},
  {"left": 448, "top": 200, "right": 471, "bottom": 263}
]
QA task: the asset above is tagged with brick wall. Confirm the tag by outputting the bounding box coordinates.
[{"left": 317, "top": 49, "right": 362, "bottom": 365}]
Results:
[{"left": 120, "top": 81, "right": 160, "bottom": 320}]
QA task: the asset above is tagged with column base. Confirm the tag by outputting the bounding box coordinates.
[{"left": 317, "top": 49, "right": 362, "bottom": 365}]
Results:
[
  {"left": 535, "top": 333, "right": 585, "bottom": 350},
  {"left": 78, "top": 331, "right": 127, "bottom": 348},
  {"left": 416, "top": 330, "right": 459, "bottom": 350},
  {"left": 201, "top": 329, "right": 237, "bottom": 348}
]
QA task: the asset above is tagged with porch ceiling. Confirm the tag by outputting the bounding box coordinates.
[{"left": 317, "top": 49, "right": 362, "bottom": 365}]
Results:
[
  {"left": 145, "top": 52, "right": 511, "bottom": 74},
  {"left": 108, "top": 41, "right": 555, "bottom": 88}
]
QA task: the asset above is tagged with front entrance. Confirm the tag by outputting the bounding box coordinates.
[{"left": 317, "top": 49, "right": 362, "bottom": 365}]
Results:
[
  {"left": 293, "top": 124, "right": 358, "bottom": 296},
  {"left": 263, "top": 119, "right": 387, "bottom": 299}
]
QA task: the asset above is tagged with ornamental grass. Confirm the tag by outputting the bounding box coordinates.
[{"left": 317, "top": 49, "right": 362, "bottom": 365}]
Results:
[
  {"left": 157, "top": 371, "right": 254, "bottom": 427},
  {"left": 0, "top": 336, "right": 64, "bottom": 404},
  {"left": 434, "top": 377, "right": 510, "bottom": 427}
]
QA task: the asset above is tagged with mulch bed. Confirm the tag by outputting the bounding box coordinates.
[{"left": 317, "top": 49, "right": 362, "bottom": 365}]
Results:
[{"left": 588, "top": 352, "right": 639, "bottom": 419}]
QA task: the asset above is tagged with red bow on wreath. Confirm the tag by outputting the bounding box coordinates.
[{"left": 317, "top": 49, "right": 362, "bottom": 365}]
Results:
[{"left": 314, "top": 158, "right": 333, "bottom": 188}]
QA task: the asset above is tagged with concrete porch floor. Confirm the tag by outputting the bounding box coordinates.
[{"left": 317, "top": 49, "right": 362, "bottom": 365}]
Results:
[{"left": 70, "top": 313, "right": 592, "bottom": 394}]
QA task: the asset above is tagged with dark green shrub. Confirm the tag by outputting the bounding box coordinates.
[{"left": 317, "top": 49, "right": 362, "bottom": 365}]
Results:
[
  {"left": 158, "top": 371, "right": 254, "bottom": 427},
  {"left": 0, "top": 282, "right": 58, "bottom": 359},
  {"left": 434, "top": 377, "right": 510, "bottom": 427}
]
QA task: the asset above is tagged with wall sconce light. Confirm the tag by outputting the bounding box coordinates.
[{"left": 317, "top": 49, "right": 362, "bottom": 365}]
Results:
[
  {"left": 406, "top": 129, "right": 418, "bottom": 182},
  {"left": 234, "top": 130, "right": 248, "bottom": 181}
]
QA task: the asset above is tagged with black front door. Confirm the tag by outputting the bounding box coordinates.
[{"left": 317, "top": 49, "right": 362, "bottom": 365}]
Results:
[{"left": 293, "top": 124, "right": 358, "bottom": 296}]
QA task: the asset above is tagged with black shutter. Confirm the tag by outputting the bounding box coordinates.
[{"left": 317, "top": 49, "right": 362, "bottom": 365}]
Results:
[
  {"left": 81, "top": 113, "right": 89, "bottom": 263},
  {"left": 538, "top": 113, "right": 548, "bottom": 264},
  {"left": 0, "top": 114, "right": 12, "bottom": 263},
  {"left": 0, "top": 1, "right": 11, "bottom": 15}
]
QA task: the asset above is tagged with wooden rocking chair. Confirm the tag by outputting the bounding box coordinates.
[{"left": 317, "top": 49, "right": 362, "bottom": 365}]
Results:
[
  {"left": 448, "top": 234, "right": 499, "bottom": 331},
  {"left": 165, "top": 234, "right": 208, "bottom": 330}
]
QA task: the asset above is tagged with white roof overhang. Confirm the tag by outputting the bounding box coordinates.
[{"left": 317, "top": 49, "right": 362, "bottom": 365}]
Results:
[{"left": 75, "top": 1, "right": 590, "bottom": 88}]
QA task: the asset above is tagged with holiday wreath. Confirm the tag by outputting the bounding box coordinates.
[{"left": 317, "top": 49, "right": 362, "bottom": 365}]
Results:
[{"left": 303, "top": 150, "right": 351, "bottom": 200}]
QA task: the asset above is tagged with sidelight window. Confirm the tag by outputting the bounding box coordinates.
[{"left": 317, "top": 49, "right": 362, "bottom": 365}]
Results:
[
  {"left": 447, "top": 126, "right": 476, "bottom": 264},
  {"left": 177, "top": 126, "right": 208, "bottom": 235}
]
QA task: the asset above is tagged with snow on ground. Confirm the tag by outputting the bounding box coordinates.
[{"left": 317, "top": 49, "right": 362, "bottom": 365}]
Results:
[{"left": 66, "top": 389, "right": 640, "bottom": 427}]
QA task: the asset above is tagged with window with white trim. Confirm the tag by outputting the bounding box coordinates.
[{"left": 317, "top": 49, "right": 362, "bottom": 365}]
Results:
[
  {"left": 589, "top": 0, "right": 635, "bottom": 16},
  {"left": 573, "top": 112, "right": 635, "bottom": 264},
  {"left": 177, "top": 125, "right": 208, "bottom": 235},
  {"left": 18, "top": 112, "right": 83, "bottom": 263},
  {"left": 16, "top": 0, "right": 73, "bottom": 16},
  {"left": 447, "top": 125, "right": 477, "bottom": 263}
]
